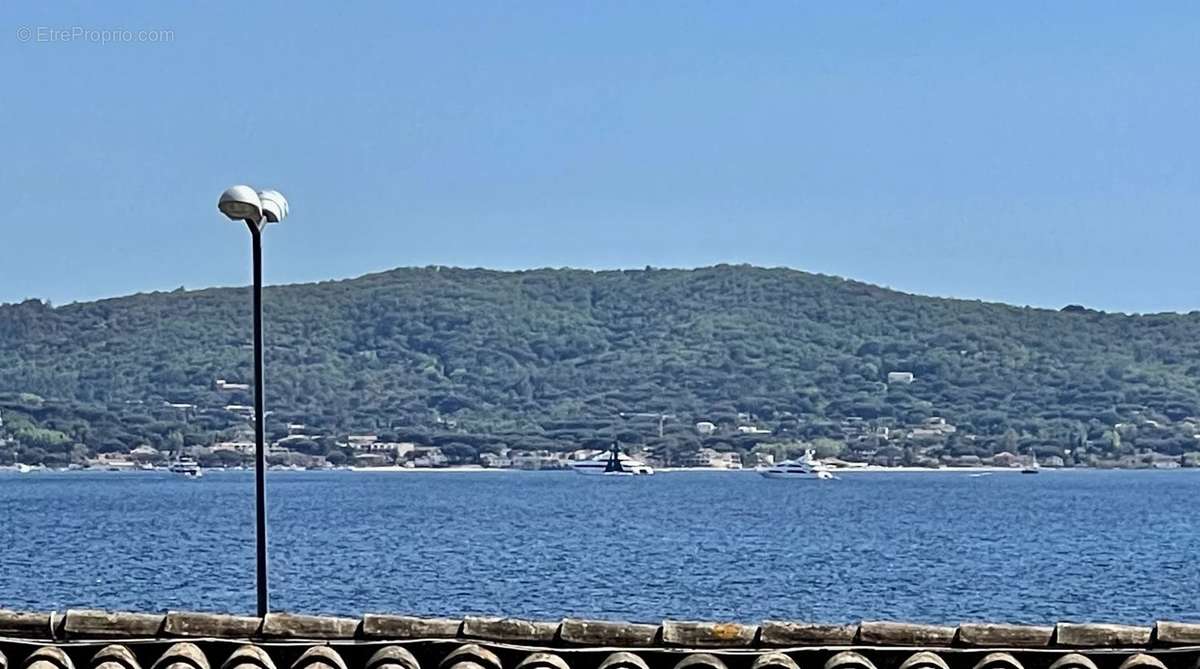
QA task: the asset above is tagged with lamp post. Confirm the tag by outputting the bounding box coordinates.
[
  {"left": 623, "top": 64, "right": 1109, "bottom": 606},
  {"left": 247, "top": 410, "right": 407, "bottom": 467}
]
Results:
[{"left": 217, "top": 185, "right": 289, "bottom": 617}]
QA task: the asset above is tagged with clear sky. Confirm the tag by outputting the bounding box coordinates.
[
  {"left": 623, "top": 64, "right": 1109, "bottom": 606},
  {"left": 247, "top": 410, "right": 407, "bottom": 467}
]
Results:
[{"left": 2, "top": 3, "right": 1198, "bottom": 313}]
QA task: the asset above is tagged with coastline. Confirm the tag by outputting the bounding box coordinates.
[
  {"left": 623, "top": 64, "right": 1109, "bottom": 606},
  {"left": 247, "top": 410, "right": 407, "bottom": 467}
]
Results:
[
  {"left": 3, "top": 464, "right": 1186, "bottom": 474},
  {"left": 651, "top": 465, "right": 1026, "bottom": 474},
  {"left": 348, "top": 465, "right": 514, "bottom": 473},
  {"left": 345, "top": 464, "right": 1044, "bottom": 474}
]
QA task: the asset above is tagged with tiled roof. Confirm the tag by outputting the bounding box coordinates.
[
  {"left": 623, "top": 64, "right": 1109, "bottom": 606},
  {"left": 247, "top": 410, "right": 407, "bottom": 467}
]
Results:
[{"left": 1, "top": 611, "right": 1199, "bottom": 669}]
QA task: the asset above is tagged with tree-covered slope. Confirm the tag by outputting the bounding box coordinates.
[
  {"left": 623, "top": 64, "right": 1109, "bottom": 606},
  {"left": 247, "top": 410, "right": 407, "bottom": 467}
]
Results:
[{"left": 2, "top": 265, "right": 1200, "bottom": 461}]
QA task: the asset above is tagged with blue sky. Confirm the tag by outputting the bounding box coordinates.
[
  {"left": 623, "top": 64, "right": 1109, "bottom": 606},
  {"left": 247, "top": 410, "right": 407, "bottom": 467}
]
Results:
[{"left": 2, "top": 3, "right": 1198, "bottom": 313}]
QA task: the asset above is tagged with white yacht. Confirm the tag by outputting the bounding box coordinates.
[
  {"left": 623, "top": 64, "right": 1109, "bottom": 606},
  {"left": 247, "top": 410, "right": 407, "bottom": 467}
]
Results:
[
  {"left": 759, "top": 451, "right": 836, "bottom": 480},
  {"left": 570, "top": 443, "right": 654, "bottom": 476},
  {"left": 169, "top": 456, "right": 203, "bottom": 478}
]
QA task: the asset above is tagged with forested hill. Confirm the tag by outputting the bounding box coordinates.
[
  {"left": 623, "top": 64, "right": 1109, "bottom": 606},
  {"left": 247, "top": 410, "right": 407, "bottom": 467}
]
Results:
[{"left": 3, "top": 265, "right": 1200, "bottom": 462}]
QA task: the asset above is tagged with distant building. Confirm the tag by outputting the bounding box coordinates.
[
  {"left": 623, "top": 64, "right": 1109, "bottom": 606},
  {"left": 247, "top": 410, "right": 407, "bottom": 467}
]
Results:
[
  {"left": 681, "top": 448, "right": 743, "bottom": 469},
  {"left": 215, "top": 379, "right": 250, "bottom": 392},
  {"left": 353, "top": 453, "right": 392, "bottom": 467},
  {"left": 737, "top": 426, "right": 770, "bottom": 435},
  {"left": 1041, "top": 455, "right": 1066, "bottom": 468},
  {"left": 509, "top": 450, "right": 566, "bottom": 470},
  {"left": 907, "top": 429, "right": 942, "bottom": 440},
  {"left": 695, "top": 421, "right": 717, "bottom": 435},
  {"left": 943, "top": 454, "right": 982, "bottom": 467},
  {"left": 907, "top": 416, "right": 956, "bottom": 441},
  {"left": 224, "top": 405, "right": 254, "bottom": 418},
  {"left": 887, "top": 371, "right": 915, "bottom": 384},
  {"left": 342, "top": 436, "right": 413, "bottom": 456},
  {"left": 479, "top": 453, "right": 512, "bottom": 469},
  {"left": 991, "top": 451, "right": 1020, "bottom": 467},
  {"left": 360, "top": 441, "right": 416, "bottom": 456},
  {"left": 411, "top": 447, "right": 448, "bottom": 468},
  {"left": 214, "top": 441, "right": 255, "bottom": 454}
]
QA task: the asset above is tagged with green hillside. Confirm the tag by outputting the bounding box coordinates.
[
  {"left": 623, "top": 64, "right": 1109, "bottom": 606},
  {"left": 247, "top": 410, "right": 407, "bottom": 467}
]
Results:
[{"left": 3, "top": 265, "right": 1200, "bottom": 466}]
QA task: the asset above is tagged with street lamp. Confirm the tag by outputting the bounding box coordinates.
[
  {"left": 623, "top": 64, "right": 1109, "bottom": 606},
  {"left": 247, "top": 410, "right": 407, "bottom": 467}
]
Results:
[{"left": 217, "top": 184, "right": 289, "bottom": 617}]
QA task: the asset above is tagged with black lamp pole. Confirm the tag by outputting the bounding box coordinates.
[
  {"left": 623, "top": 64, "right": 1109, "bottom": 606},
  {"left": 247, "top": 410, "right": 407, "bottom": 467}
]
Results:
[{"left": 247, "top": 219, "right": 269, "bottom": 618}]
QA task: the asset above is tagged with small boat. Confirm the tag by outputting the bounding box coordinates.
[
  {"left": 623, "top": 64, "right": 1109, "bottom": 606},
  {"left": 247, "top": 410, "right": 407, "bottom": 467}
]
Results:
[
  {"left": 1021, "top": 449, "right": 1040, "bottom": 474},
  {"left": 759, "top": 451, "right": 836, "bottom": 480},
  {"left": 570, "top": 443, "right": 654, "bottom": 476},
  {"left": 169, "top": 457, "right": 203, "bottom": 478},
  {"left": 16, "top": 463, "right": 34, "bottom": 474}
]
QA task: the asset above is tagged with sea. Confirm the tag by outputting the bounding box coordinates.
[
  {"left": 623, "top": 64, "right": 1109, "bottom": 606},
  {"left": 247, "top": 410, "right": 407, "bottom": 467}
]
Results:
[{"left": 1, "top": 469, "right": 1197, "bottom": 624}]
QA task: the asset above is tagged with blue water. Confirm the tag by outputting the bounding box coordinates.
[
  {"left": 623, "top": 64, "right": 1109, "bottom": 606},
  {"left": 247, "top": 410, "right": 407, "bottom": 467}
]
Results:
[{"left": 0, "top": 469, "right": 1197, "bottom": 624}]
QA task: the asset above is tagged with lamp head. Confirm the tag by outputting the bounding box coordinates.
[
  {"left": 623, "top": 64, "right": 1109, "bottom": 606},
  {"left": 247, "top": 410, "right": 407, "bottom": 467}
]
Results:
[
  {"left": 218, "top": 185, "right": 263, "bottom": 224},
  {"left": 257, "top": 189, "right": 289, "bottom": 223}
]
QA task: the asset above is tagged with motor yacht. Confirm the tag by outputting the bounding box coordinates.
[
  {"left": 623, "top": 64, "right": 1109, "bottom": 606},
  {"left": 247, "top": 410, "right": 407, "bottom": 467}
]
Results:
[
  {"left": 168, "top": 456, "right": 203, "bottom": 478},
  {"left": 759, "top": 450, "right": 836, "bottom": 480}
]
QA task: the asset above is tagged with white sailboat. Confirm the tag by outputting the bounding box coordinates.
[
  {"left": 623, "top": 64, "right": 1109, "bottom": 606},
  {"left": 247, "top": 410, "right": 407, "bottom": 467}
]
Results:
[{"left": 1021, "top": 449, "right": 1040, "bottom": 474}]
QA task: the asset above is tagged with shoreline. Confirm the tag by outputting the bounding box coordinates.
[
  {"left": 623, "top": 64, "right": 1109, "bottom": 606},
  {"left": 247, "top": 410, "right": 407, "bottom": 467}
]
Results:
[
  {"left": 646, "top": 465, "right": 1028, "bottom": 474},
  {"left": 2, "top": 464, "right": 1190, "bottom": 474},
  {"left": 338, "top": 464, "right": 1165, "bottom": 474},
  {"left": 348, "top": 465, "right": 513, "bottom": 473}
]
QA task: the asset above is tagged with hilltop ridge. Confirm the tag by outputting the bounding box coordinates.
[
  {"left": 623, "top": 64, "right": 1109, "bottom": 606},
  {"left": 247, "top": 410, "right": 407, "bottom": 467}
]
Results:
[{"left": 2, "top": 265, "right": 1200, "bottom": 468}]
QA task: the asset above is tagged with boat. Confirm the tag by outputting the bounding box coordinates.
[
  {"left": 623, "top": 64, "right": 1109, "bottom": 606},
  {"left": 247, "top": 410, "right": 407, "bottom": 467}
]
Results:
[
  {"left": 570, "top": 443, "right": 654, "bottom": 476},
  {"left": 16, "top": 463, "right": 34, "bottom": 474},
  {"left": 758, "top": 450, "right": 836, "bottom": 480},
  {"left": 168, "top": 457, "right": 203, "bottom": 478},
  {"left": 1021, "top": 449, "right": 1040, "bottom": 474}
]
